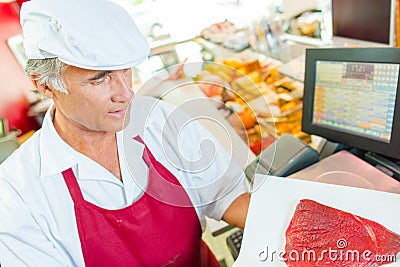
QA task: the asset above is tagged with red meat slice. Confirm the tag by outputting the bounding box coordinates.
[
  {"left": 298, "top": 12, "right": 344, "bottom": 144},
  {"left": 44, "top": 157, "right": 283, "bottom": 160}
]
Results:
[{"left": 284, "top": 199, "right": 400, "bottom": 266}]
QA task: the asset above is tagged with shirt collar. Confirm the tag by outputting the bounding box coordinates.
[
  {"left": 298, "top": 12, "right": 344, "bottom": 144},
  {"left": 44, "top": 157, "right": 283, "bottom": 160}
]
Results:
[{"left": 38, "top": 105, "right": 147, "bottom": 183}]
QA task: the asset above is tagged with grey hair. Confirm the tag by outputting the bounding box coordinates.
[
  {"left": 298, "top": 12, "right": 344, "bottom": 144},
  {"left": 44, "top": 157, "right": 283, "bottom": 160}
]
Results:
[{"left": 25, "top": 58, "right": 69, "bottom": 93}]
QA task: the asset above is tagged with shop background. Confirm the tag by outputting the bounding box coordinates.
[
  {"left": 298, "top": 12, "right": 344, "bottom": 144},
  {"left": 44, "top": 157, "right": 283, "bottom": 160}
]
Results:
[
  {"left": 0, "top": 1, "right": 39, "bottom": 135},
  {"left": 0, "top": 0, "right": 321, "bottom": 136}
]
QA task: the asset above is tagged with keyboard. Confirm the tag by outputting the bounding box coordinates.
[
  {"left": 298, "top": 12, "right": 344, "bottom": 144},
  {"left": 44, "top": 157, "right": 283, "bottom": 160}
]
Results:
[{"left": 226, "top": 229, "right": 243, "bottom": 260}]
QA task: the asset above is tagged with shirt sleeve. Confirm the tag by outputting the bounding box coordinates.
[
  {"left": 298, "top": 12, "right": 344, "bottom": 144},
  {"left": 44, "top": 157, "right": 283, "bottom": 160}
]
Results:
[
  {"left": 0, "top": 178, "right": 68, "bottom": 267},
  {"left": 143, "top": 99, "right": 249, "bottom": 222},
  {"left": 176, "top": 115, "right": 249, "bottom": 220}
]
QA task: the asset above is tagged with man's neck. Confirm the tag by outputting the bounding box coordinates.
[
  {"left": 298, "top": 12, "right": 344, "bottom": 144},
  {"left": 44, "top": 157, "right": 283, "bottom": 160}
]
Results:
[
  {"left": 53, "top": 111, "right": 116, "bottom": 154},
  {"left": 52, "top": 108, "right": 122, "bottom": 180}
]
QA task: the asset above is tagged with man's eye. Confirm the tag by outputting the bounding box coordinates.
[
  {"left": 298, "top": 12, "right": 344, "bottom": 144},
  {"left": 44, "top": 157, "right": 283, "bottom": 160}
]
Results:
[{"left": 92, "top": 75, "right": 110, "bottom": 85}]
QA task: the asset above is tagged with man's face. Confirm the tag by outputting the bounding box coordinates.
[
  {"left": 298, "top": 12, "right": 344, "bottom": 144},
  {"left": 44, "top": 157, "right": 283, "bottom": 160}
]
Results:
[{"left": 51, "top": 66, "right": 134, "bottom": 133}]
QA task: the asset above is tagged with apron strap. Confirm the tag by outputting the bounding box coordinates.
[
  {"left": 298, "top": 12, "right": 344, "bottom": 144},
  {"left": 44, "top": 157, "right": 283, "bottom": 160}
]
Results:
[
  {"left": 133, "top": 135, "right": 144, "bottom": 144},
  {"left": 133, "top": 135, "right": 159, "bottom": 168},
  {"left": 62, "top": 168, "right": 85, "bottom": 201}
]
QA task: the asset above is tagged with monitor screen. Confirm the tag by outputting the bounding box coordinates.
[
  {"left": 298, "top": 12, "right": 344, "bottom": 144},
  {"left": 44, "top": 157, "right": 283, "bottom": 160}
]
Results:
[
  {"left": 332, "top": 0, "right": 395, "bottom": 46},
  {"left": 302, "top": 48, "right": 400, "bottom": 160},
  {"left": 313, "top": 60, "right": 398, "bottom": 143}
]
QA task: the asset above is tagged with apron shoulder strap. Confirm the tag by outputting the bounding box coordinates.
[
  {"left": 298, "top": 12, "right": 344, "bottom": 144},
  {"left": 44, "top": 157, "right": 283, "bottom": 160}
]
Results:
[{"left": 62, "top": 168, "right": 85, "bottom": 201}]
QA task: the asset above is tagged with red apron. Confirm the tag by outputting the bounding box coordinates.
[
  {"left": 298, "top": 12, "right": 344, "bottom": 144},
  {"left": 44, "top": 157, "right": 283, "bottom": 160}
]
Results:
[{"left": 62, "top": 135, "right": 220, "bottom": 267}]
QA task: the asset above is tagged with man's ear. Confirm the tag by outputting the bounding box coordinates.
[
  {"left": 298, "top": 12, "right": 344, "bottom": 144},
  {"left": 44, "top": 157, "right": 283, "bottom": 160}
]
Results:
[{"left": 30, "top": 74, "right": 54, "bottom": 99}]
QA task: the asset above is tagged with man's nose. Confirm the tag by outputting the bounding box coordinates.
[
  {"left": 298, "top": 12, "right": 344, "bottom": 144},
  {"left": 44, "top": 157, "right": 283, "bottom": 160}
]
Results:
[{"left": 111, "top": 69, "right": 134, "bottom": 102}]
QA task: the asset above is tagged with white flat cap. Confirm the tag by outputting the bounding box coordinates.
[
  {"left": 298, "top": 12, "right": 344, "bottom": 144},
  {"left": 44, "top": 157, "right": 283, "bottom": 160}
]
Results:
[{"left": 20, "top": 0, "right": 150, "bottom": 70}]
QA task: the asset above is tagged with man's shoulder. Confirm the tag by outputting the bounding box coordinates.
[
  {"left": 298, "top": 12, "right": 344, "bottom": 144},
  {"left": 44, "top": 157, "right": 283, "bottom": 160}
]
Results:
[
  {"left": 130, "top": 95, "right": 188, "bottom": 126},
  {"left": 132, "top": 95, "right": 177, "bottom": 113},
  {"left": 0, "top": 129, "right": 42, "bottom": 179}
]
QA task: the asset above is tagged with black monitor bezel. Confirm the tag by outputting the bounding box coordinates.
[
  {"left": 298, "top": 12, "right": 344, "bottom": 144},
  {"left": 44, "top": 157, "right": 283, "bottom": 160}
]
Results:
[{"left": 302, "top": 48, "right": 400, "bottom": 160}]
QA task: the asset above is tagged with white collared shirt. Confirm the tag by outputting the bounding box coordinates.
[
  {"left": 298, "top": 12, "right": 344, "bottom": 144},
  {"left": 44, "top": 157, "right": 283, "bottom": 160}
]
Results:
[{"left": 0, "top": 96, "right": 248, "bottom": 267}]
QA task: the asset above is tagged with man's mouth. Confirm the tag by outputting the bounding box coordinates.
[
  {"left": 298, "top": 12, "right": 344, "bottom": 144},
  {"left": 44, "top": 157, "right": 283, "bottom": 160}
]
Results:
[{"left": 108, "top": 109, "right": 127, "bottom": 117}]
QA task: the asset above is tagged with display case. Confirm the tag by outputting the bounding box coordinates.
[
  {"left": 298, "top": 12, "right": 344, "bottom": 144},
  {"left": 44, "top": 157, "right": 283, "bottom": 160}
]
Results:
[{"left": 139, "top": 37, "right": 310, "bottom": 157}]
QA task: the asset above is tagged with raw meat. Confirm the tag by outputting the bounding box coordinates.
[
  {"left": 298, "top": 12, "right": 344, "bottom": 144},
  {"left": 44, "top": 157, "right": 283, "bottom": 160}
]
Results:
[{"left": 284, "top": 199, "right": 400, "bottom": 266}]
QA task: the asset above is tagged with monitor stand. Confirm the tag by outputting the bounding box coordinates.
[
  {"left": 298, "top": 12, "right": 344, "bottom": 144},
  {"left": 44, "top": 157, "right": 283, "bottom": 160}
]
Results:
[{"left": 364, "top": 152, "right": 400, "bottom": 182}]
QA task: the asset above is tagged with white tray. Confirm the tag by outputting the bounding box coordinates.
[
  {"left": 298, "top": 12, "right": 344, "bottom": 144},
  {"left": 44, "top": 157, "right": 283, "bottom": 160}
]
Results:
[{"left": 234, "top": 175, "right": 400, "bottom": 266}]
